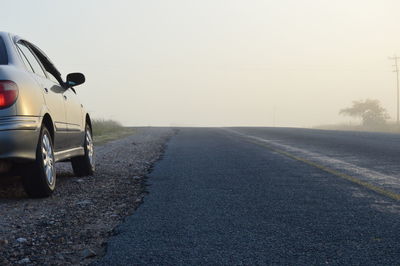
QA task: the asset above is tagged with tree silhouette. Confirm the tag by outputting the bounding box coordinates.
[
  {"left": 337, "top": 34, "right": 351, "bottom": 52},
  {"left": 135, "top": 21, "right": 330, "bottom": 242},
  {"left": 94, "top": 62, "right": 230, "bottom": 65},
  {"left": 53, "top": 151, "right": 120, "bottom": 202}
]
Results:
[{"left": 339, "top": 99, "right": 390, "bottom": 127}]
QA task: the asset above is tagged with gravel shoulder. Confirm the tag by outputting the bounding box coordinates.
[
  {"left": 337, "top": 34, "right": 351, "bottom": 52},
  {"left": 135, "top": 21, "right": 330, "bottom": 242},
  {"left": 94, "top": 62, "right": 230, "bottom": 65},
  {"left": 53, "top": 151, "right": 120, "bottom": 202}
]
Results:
[{"left": 0, "top": 127, "right": 174, "bottom": 265}]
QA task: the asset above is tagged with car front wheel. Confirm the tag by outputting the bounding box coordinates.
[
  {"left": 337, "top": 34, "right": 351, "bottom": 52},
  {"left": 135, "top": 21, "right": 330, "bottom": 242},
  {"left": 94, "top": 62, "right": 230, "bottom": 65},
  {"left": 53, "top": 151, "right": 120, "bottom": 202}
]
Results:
[{"left": 71, "top": 125, "right": 95, "bottom": 177}]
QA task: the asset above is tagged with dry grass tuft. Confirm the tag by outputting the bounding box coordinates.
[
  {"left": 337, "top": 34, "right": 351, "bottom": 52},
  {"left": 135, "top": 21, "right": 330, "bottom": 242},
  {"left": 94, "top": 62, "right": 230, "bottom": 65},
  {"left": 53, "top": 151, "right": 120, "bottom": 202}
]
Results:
[{"left": 92, "top": 119, "right": 134, "bottom": 145}]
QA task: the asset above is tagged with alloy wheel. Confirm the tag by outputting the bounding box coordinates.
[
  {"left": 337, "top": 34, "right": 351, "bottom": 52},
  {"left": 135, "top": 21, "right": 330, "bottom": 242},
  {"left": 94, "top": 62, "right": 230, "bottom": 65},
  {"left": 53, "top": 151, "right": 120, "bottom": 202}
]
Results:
[
  {"left": 42, "top": 133, "right": 55, "bottom": 186},
  {"left": 86, "top": 129, "right": 94, "bottom": 167}
]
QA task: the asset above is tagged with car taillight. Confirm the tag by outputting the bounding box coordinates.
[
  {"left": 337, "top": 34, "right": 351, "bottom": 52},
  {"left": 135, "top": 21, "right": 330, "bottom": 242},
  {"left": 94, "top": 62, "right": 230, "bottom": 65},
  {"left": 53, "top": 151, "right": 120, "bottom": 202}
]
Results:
[{"left": 0, "top": 81, "right": 18, "bottom": 109}]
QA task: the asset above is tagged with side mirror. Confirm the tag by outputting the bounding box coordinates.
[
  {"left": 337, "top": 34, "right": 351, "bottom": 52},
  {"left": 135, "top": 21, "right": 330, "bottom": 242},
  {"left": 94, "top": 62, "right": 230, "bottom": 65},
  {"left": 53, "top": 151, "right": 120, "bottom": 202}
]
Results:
[{"left": 66, "top": 73, "right": 85, "bottom": 88}]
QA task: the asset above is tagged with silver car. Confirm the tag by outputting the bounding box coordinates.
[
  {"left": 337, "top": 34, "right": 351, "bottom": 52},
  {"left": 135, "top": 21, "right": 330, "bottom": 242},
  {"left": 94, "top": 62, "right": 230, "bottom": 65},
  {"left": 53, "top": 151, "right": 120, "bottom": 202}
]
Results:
[{"left": 0, "top": 32, "right": 94, "bottom": 197}]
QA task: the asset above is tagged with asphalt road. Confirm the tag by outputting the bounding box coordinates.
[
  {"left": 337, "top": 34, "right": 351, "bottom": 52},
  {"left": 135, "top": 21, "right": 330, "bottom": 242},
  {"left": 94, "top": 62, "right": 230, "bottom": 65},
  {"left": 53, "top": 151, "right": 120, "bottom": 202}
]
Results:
[{"left": 97, "top": 128, "right": 400, "bottom": 265}]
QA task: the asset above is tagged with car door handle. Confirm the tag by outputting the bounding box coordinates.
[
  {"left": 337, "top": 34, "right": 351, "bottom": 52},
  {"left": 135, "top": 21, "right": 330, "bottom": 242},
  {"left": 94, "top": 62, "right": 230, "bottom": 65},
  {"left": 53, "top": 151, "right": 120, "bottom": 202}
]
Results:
[{"left": 63, "top": 95, "right": 67, "bottom": 100}]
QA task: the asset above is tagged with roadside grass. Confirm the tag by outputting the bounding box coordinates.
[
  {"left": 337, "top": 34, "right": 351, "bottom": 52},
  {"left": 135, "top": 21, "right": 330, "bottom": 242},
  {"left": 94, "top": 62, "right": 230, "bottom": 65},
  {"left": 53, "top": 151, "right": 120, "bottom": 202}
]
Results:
[
  {"left": 92, "top": 119, "right": 135, "bottom": 145},
  {"left": 314, "top": 122, "right": 400, "bottom": 134}
]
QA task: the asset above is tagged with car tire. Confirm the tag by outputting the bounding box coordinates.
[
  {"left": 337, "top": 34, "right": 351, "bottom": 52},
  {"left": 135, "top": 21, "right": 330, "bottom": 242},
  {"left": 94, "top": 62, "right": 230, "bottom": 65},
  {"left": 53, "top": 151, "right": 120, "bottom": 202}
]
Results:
[
  {"left": 22, "top": 126, "right": 56, "bottom": 198},
  {"left": 71, "top": 125, "right": 95, "bottom": 177}
]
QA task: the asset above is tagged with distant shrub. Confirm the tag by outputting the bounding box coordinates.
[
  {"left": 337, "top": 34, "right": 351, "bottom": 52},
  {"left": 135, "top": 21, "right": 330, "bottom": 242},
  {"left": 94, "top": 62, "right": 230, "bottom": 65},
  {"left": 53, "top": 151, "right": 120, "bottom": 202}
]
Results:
[
  {"left": 91, "top": 119, "right": 123, "bottom": 137},
  {"left": 339, "top": 99, "right": 390, "bottom": 128}
]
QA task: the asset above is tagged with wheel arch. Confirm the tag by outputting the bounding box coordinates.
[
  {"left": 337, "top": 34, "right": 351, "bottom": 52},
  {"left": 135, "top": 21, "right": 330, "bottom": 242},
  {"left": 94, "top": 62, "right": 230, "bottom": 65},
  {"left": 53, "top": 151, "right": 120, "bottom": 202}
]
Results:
[
  {"left": 41, "top": 113, "right": 54, "bottom": 143},
  {"left": 85, "top": 114, "right": 92, "bottom": 131}
]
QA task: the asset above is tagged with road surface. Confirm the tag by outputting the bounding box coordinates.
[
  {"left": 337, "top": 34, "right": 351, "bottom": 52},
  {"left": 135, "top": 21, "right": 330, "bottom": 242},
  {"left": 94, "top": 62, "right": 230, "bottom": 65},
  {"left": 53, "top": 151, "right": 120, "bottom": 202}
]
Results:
[{"left": 98, "top": 128, "right": 400, "bottom": 265}]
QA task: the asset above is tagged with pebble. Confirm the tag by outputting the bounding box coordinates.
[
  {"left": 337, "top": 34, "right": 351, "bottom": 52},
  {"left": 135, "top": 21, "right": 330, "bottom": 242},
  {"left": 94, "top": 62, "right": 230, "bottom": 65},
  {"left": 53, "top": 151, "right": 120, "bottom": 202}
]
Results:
[
  {"left": 135, "top": 198, "right": 142, "bottom": 203},
  {"left": 16, "top": 237, "right": 27, "bottom": 243},
  {"left": 17, "top": 258, "right": 30, "bottom": 264},
  {"left": 82, "top": 248, "right": 97, "bottom": 259},
  {"left": 76, "top": 200, "right": 92, "bottom": 206}
]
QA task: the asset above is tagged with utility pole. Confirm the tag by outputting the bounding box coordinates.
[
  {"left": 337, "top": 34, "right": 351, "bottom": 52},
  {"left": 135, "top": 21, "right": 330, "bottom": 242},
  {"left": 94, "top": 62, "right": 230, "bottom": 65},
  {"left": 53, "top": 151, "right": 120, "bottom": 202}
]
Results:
[
  {"left": 273, "top": 106, "right": 276, "bottom": 127},
  {"left": 389, "top": 55, "right": 400, "bottom": 124}
]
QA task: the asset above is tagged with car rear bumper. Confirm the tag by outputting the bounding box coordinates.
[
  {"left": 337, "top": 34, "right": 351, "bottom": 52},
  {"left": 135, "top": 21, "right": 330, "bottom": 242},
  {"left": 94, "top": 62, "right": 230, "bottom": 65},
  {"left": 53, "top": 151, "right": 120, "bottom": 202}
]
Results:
[{"left": 0, "top": 116, "right": 40, "bottom": 161}]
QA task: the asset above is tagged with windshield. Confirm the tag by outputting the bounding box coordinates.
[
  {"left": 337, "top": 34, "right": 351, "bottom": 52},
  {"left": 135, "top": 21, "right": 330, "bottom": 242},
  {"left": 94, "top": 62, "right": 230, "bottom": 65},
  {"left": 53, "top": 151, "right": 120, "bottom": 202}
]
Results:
[{"left": 0, "top": 37, "right": 7, "bottom": 65}]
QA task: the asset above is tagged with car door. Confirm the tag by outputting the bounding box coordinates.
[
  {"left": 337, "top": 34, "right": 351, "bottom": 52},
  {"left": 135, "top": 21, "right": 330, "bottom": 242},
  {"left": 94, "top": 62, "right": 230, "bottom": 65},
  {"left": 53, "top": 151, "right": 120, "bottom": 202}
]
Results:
[
  {"left": 15, "top": 41, "right": 68, "bottom": 151},
  {"left": 29, "top": 43, "right": 85, "bottom": 149},
  {"left": 26, "top": 41, "right": 85, "bottom": 149},
  {"left": 63, "top": 88, "right": 84, "bottom": 147}
]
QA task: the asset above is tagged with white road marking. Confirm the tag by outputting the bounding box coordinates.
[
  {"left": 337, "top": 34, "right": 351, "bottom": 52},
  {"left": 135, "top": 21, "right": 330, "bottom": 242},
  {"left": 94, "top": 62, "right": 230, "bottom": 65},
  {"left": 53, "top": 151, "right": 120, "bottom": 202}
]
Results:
[{"left": 225, "top": 129, "right": 400, "bottom": 194}]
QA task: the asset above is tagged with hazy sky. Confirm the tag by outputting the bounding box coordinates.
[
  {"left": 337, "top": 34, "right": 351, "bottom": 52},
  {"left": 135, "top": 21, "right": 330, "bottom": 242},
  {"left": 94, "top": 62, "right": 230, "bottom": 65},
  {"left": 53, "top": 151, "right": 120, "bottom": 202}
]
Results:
[{"left": 3, "top": 0, "right": 400, "bottom": 126}]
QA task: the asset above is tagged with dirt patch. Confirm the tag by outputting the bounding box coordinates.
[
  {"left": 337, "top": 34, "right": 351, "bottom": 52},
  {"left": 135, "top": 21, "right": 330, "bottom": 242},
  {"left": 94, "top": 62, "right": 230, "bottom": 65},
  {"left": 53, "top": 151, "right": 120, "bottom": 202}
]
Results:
[{"left": 0, "top": 127, "right": 175, "bottom": 265}]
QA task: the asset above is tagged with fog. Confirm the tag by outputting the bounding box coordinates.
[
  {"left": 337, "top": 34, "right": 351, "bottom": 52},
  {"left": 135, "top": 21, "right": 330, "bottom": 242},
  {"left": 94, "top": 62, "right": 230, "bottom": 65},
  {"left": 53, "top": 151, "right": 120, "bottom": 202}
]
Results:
[{"left": 3, "top": 0, "right": 400, "bottom": 127}]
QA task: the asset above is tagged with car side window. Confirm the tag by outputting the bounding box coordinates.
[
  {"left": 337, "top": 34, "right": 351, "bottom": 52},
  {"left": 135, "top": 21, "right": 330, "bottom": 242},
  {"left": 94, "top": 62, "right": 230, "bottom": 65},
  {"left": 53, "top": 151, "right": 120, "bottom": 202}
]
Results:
[
  {"left": 16, "top": 42, "right": 47, "bottom": 77},
  {"left": 26, "top": 44, "right": 64, "bottom": 86},
  {"left": 44, "top": 69, "right": 60, "bottom": 84},
  {"left": 16, "top": 46, "right": 34, "bottom": 73}
]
